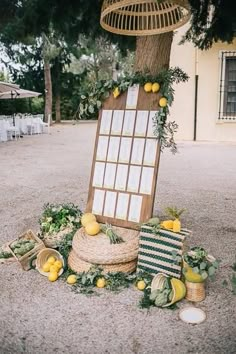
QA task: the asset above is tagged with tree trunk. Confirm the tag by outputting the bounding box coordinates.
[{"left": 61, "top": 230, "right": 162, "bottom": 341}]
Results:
[
  {"left": 44, "top": 59, "right": 52, "bottom": 124},
  {"left": 134, "top": 32, "right": 173, "bottom": 75},
  {"left": 55, "top": 92, "right": 61, "bottom": 123}
]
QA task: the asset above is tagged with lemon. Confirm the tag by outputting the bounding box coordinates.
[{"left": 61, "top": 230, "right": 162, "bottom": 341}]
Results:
[
  {"left": 96, "top": 277, "right": 106, "bottom": 288},
  {"left": 184, "top": 266, "right": 205, "bottom": 283},
  {"left": 42, "top": 262, "right": 51, "bottom": 273},
  {"left": 152, "top": 82, "right": 160, "bottom": 93},
  {"left": 159, "top": 97, "right": 168, "bottom": 107},
  {"left": 49, "top": 265, "right": 59, "bottom": 273},
  {"left": 54, "top": 260, "right": 63, "bottom": 270},
  {"left": 113, "top": 87, "right": 120, "bottom": 98},
  {"left": 85, "top": 221, "right": 100, "bottom": 236},
  {"left": 144, "top": 82, "right": 152, "bottom": 93},
  {"left": 136, "top": 280, "right": 146, "bottom": 290},
  {"left": 81, "top": 213, "right": 96, "bottom": 227},
  {"left": 67, "top": 274, "right": 77, "bottom": 285},
  {"left": 48, "top": 271, "right": 58, "bottom": 282},
  {"left": 47, "top": 256, "right": 56, "bottom": 265}
]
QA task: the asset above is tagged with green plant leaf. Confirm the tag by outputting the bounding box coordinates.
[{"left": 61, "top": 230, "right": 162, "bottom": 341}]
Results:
[
  {"left": 208, "top": 266, "right": 216, "bottom": 276},
  {"left": 200, "top": 262, "right": 207, "bottom": 270},
  {"left": 192, "top": 267, "right": 199, "bottom": 274}
]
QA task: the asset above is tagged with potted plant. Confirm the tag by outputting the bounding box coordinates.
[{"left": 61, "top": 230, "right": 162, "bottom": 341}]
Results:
[{"left": 183, "top": 246, "right": 219, "bottom": 301}]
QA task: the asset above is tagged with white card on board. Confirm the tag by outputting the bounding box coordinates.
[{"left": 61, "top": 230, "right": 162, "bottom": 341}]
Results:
[
  {"left": 92, "top": 162, "right": 105, "bottom": 188},
  {"left": 131, "top": 138, "right": 145, "bottom": 165},
  {"left": 139, "top": 167, "right": 154, "bottom": 195},
  {"left": 126, "top": 84, "right": 139, "bottom": 109},
  {"left": 100, "top": 110, "right": 113, "bottom": 135},
  {"left": 118, "top": 137, "right": 132, "bottom": 163},
  {"left": 116, "top": 193, "right": 129, "bottom": 220},
  {"left": 127, "top": 165, "right": 141, "bottom": 192},
  {"left": 147, "top": 111, "right": 157, "bottom": 137},
  {"left": 111, "top": 110, "right": 124, "bottom": 135},
  {"left": 122, "top": 110, "right": 136, "bottom": 136},
  {"left": 96, "top": 136, "right": 109, "bottom": 161},
  {"left": 103, "top": 191, "right": 117, "bottom": 218},
  {"left": 115, "top": 164, "right": 128, "bottom": 191},
  {"left": 103, "top": 163, "right": 116, "bottom": 189},
  {"left": 128, "top": 195, "right": 142, "bottom": 222},
  {"left": 135, "top": 111, "right": 149, "bottom": 136},
  {"left": 92, "top": 189, "right": 105, "bottom": 215},
  {"left": 143, "top": 139, "right": 157, "bottom": 166},
  {"left": 107, "top": 137, "right": 120, "bottom": 162}
]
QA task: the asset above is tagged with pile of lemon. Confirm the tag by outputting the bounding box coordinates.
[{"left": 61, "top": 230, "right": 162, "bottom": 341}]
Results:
[
  {"left": 144, "top": 82, "right": 168, "bottom": 108},
  {"left": 42, "top": 256, "right": 63, "bottom": 282},
  {"left": 81, "top": 213, "right": 100, "bottom": 236}
]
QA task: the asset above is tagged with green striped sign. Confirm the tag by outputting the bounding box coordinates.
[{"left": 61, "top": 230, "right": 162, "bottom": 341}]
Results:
[{"left": 137, "top": 226, "right": 190, "bottom": 278}]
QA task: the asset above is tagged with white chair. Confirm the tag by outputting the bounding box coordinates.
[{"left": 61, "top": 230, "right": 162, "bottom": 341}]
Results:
[
  {"left": 0, "top": 120, "right": 8, "bottom": 142},
  {"left": 5, "top": 120, "right": 20, "bottom": 140},
  {"left": 40, "top": 113, "right": 50, "bottom": 134}
]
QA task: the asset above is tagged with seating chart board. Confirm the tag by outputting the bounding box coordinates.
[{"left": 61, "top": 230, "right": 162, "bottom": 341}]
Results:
[{"left": 86, "top": 85, "right": 161, "bottom": 229}]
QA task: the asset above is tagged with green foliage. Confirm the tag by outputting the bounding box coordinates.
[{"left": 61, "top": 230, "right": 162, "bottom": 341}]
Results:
[
  {"left": 142, "top": 217, "right": 161, "bottom": 236},
  {"left": 184, "top": 0, "right": 236, "bottom": 50},
  {"left": 183, "top": 246, "right": 219, "bottom": 280},
  {"left": 0, "top": 248, "right": 13, "bottom": 259},
  {"left": 57, "top": 231, "right": 75, "bottom": 266},
  {"left": 165, "top": 207, "right": 186, "bottom": 220},
  {"left": 101, "top": 223, "right": 124, "bottom": 244},
  {"left": 75, "top": 67, "right": 188, "bottom": 153},
  {"left": 39, "top": 203, "right": 82, "bottom": 235}
]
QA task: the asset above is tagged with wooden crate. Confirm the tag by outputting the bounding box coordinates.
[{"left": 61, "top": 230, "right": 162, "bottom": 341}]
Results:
[{"left": 7, "top": 230, "right": 45, "bottom": 270}]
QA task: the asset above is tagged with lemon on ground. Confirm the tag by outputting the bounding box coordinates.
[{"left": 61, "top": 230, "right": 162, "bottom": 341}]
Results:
[
  {"left": 54, "top": 260, "right": 63, "bottom": 270},
  {"left": 144, "top": 82, "right": 152, "bottom": 93},
  {"left": 85, "top": 221, "right": 100, "bottom": 236},
  {"left": 96, "top": 277, "right": 106, "bottom": 288},
  {"left": 67, "top": 274, "right": 77, "bottom": 285},
  {"left": 48, "top": 271, "right": 58, "bottom": 282},
  {"left": 152, "top": 82, "right": 160, "bottom": 93},
  {"left": 49, "top": 264, "right": 60, "bottom": 273},
  {"left": 136, "top": 280, "right": 146, "bottom": 290},
  {"left": 159, "top": 97, "right": 168, "bottom": 107},
  {"left": 81, "top": 213, "right": 96, "bottom": 227},
  {"left": 42, "top": 262, "right": 51, "bottom": 273},
  {"left": 47, "top": 256, "right": 56, "bottom": 264}
]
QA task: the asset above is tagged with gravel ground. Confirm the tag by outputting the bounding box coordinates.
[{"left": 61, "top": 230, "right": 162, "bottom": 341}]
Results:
[{"left": 0, "top": 123, "right": 236, "bottom": 354}]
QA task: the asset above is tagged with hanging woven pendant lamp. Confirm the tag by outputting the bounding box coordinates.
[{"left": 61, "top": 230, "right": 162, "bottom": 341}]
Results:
[{"left": 100, "top": 0, "right": 190, "bottom": 36}]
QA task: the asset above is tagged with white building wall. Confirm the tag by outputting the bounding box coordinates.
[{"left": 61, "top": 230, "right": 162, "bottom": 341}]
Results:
[{"left": 169, "top": 24, "right": 236, "bottom": 142}]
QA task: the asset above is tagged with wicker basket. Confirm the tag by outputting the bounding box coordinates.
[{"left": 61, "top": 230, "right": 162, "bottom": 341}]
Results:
[
  {"left": 41, "top": 227, "right": 73, "bottom": 248},
  {"left": 36, "top": 248, "right": 65, "bottom": 276},
  {"left": 7, "top": 230, "right": 45, "bottom": 271},
  {"left": 72, "top": 226, "right": 139, "bottom": 265},
  {"left": 185, "top": 280, "right": 206, "bottom": 302},
  {"left": 151, "top": 273, "right": 186, "bottom": 307},
  {"left": 68, "top": 250, "right": 137, "bottom": 274},
  {"left": 100, "top": 0, "right": 190, "bottom": 36}
]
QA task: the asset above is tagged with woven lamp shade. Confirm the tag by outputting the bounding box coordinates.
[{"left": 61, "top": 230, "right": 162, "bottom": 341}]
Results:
[{"left": 100, "top": 0, "right": 190, "bottom": 36}]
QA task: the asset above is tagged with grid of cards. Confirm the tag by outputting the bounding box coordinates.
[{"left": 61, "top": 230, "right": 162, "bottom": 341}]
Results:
[{"left": 91, "top": 108, "right": 158, "bottom": 223}]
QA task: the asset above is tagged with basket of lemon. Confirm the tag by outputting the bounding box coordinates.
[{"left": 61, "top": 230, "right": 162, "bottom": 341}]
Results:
[{"left": 36, "top": 248, "right": 64, "bottom": 281}]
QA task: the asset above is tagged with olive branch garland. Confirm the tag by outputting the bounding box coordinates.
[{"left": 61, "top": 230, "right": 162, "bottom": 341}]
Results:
[{"left": 76, "top": 67, "right": 188, "bottom": 154}]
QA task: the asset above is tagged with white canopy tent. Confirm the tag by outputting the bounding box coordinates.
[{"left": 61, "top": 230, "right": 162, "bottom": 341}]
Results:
[
  {"left": 0, "top": 81, "right": 19, "bottom": 93},
  {"left": 0, "top": 88, "right": 41, "bottom": 99},
  {"left": 0, "top": 88, "right": 42, "bottom": 126}
]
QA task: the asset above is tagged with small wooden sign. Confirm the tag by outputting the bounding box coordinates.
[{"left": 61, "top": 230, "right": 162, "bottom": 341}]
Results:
[{"left": 86, "top": 85, "right": 161, "bottom": 229}]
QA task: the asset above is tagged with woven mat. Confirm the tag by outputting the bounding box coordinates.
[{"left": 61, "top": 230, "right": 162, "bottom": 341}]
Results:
[
  {"left": 72, "top": 226, "right": 139, "bottom": 265},
  {"left": 68, "top": 250, "right": 137, "bottom": 274}
]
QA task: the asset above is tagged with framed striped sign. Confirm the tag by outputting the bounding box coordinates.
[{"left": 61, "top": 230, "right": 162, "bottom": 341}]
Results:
[{"left": 137, "top": 226, "right": 190, "bottom": 278}]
